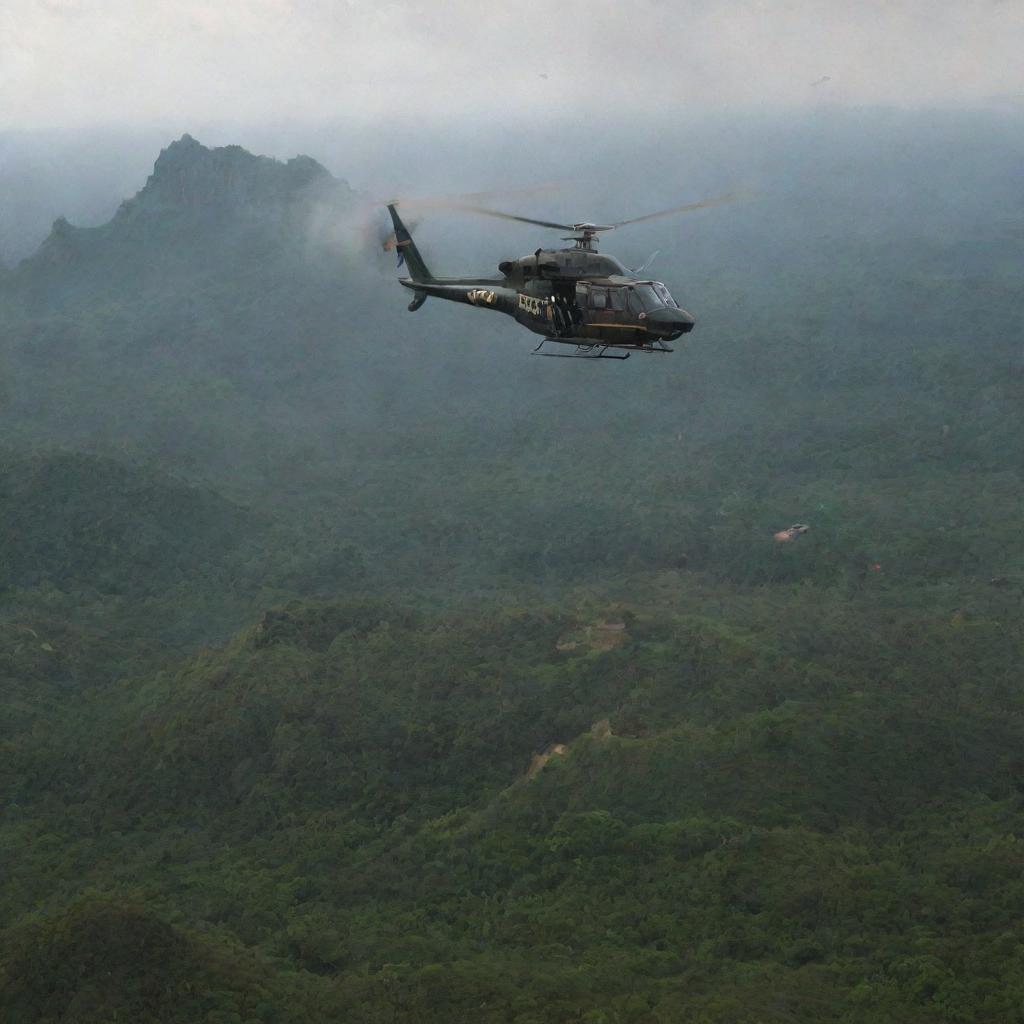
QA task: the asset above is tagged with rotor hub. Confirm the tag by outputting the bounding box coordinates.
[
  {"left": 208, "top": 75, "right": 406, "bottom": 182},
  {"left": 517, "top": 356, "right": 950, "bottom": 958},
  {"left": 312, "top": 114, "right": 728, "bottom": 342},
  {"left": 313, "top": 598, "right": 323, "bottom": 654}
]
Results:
[{"left": 562, "top": 225, "right": 611, "bottom": 251}]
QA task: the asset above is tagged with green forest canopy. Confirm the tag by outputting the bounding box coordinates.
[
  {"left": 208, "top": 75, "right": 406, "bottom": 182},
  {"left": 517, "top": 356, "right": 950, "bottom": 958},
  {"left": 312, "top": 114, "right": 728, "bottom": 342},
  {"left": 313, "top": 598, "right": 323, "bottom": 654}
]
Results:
[{"left": 2, "top": 114, "right": 1024, "bottom": 1022}]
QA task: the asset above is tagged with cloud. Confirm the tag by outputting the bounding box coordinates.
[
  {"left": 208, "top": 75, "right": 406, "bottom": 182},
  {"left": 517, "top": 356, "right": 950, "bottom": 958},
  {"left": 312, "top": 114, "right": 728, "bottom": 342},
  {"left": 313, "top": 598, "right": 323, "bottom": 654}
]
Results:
[{"left": 2, "top": 0, "right": 1023, "bottom": 129}]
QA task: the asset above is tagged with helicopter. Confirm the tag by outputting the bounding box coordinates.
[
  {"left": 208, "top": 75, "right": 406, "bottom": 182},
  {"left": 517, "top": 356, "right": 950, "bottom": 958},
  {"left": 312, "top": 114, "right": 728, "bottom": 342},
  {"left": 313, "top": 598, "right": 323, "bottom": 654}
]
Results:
[{"left": 385, "top": 194, "right": 738, "bottom": 360}]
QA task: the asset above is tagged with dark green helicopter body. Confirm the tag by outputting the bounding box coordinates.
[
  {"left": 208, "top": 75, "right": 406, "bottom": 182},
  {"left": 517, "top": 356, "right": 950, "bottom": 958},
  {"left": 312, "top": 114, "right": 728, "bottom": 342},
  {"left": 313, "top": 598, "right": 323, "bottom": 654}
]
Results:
[{"left": 385, "top": 198, "right": 729, "bottom": 359}]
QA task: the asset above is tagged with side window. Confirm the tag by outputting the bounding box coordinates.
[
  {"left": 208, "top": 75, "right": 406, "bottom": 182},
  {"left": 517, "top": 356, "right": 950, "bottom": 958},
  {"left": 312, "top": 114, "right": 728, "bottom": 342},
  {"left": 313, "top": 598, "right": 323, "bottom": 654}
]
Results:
[
  {"left": 627, "top": 289, "right": 644, "bottom": 314},
  {"left": 590, "top": 288, "right": 608, "bottom": 310},
  {"left": 608, "top": 288, "right": 626, "bottom": 311}
]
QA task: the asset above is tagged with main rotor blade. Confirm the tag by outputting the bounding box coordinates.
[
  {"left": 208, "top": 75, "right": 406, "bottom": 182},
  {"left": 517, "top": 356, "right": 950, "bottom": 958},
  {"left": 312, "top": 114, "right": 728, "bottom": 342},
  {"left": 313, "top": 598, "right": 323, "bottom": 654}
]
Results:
[
  {"left": 610, "top": 192, "right": 747, "bottom": 228},
  {"left": 422, "top": 202, "right": 576, "bottom": 232},
  {"left": 390, "top": 189, "right": 748, "bottom": 235},
  {"left": 434, "top": 183, "right": 562, "bottom": 204},
  {"left": 388, "top": 183, "right": 562, "bottom": 214}
]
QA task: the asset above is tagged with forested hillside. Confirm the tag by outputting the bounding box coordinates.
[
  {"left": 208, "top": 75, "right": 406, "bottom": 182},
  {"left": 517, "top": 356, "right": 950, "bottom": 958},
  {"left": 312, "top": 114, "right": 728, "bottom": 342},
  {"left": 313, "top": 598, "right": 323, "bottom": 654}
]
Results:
[{"left": 2, "top": 117, "right": 1024, "bottom": 1022}]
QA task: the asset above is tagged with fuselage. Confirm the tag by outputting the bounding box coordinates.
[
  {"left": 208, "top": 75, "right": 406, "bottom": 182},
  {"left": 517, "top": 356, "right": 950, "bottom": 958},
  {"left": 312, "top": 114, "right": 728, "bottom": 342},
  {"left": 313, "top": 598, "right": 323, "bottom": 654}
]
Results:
[{"left": 399, "top": 246, "right": 695, "bottom": 347}]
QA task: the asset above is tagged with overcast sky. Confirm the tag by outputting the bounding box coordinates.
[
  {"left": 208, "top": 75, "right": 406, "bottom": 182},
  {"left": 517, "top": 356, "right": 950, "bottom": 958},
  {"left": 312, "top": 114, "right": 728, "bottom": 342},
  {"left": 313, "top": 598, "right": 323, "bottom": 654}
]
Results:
[{"left": 2, "top": 0, "right": 1023, "bottom": 131}]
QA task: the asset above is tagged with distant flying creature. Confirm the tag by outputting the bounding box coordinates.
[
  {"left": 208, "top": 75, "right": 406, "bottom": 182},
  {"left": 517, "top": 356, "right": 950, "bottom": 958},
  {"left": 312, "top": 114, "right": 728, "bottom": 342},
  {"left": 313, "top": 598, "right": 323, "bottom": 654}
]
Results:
[
  {"left": 810, "top": 76, "right": 832, "bottom": 87},
  {"left": 384, "top": 193, "right": 742, "bottom": 360}
]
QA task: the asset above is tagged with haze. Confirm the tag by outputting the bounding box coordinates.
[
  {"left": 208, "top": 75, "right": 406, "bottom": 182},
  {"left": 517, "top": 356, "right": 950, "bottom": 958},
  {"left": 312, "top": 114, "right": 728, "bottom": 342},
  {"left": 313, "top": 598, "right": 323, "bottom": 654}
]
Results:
[
  {"left": 6, "top": 2, "right": 1024, "bottom": 1020},
  {"left": 3, "top": 0, "right": 1023, "bottom": 131}
]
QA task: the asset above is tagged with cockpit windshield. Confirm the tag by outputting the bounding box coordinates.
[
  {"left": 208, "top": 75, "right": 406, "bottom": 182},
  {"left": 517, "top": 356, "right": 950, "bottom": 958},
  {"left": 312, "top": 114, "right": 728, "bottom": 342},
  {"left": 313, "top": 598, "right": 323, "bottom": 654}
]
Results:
[
  {"left": 633, "top": 284, "right": 663, "bottom": 312},
  {"left": 652, "top": 282, "right": 678, "bottom": 307}
]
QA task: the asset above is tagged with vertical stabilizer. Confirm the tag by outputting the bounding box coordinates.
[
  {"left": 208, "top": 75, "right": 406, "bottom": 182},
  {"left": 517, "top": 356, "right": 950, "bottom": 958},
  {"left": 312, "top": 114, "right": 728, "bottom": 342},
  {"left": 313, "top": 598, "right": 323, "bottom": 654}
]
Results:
[{"left": 387, "top": 203, "right": 433, "bottom": 283}]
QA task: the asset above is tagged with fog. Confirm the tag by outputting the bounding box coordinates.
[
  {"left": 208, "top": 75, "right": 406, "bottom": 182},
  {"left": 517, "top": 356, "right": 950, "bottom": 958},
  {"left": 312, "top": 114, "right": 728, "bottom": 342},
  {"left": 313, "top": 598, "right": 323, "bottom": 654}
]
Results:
[
  {"left": 4, "top": 0, "right": 1023, "bottom": 130},
  {"left": 2, "top": 2, "right": 1024, "bottom": 591},
  {"left": 4, "top": 0, "right": 1022, "bottom": 261},
  {"left": 3, "top": 107, "right": 1022, "bottom": 480},
  {"left": 5, "top": 104, "right": 1024, "bottom": 266}
]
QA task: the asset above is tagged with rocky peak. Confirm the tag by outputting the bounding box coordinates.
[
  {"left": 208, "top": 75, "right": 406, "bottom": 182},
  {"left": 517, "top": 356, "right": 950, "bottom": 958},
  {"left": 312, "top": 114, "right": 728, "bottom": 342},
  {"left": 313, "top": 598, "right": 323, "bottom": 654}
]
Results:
[
  {"left": 33, "top": 214, "right": 84, "bottom": 266},
  {"left": 120, "top": 134, "right": 338, "bottom": 217},
  {"left": 9, "top": 137, "right": 355, "bottom": 285}
]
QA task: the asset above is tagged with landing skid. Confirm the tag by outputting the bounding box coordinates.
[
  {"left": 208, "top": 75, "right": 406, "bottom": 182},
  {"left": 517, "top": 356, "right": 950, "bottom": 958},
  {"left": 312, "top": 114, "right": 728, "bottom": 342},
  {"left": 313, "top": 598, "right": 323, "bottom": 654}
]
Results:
[
  {"left": 536, "top": 346, "right": 631, "bottom": 360},
  {"left": 531, "top": 338, "right": 672, "bottom": 360}
]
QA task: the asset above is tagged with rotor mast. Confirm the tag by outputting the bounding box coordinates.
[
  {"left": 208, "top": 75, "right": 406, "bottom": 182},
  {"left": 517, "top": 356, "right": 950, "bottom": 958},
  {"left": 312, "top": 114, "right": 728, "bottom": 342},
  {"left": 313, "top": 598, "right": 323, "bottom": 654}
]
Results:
[{"left": 562, "top": 225, "right": 609, "bottom": 251}]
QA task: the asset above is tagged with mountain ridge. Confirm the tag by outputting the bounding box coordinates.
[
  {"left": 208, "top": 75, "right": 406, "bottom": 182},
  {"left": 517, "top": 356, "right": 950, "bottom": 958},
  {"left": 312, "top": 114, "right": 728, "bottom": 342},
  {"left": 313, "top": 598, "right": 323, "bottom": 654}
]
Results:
[
  {"left": 7, "top": 135, "right": 354, "bottom": 285},
  {"left": 119, "top": 133, "right": 340, "bottom": 217}
]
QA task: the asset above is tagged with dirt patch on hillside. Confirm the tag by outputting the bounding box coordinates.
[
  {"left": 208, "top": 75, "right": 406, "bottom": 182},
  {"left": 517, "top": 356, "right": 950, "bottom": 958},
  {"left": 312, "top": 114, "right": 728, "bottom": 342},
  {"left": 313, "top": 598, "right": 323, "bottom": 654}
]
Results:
[
  {"left": 526, "top": 720, "right": 613, "bottom": 780},
  {"left": 526, "top": 743, "right": 568, "bottom": 779}
]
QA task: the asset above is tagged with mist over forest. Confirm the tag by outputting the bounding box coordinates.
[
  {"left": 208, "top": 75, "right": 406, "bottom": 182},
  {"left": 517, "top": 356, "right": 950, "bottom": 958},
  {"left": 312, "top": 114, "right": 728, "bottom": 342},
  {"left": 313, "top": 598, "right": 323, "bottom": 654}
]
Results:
[{"left": 3, "top": 105, "right": 1024, "bottom": 1022}]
